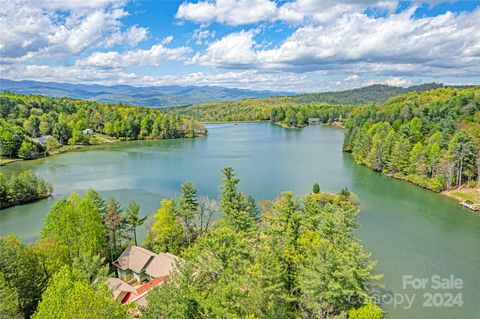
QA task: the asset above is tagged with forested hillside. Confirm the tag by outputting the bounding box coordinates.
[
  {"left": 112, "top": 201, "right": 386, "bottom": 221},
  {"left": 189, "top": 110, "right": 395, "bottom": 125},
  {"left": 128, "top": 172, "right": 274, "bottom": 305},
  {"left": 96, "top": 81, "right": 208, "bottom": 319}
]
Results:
[
  {"left": 0, "top": 92, "right": 204, "bottom": 160},
  {"left": 343, "top": 87, "right": 480, "bottom": 192},
  {"left": 293, "top": 83, "right": 443, "bottom": 105},
  {"left": 165, "top": 83, "right": 445, "bottom": 121}
]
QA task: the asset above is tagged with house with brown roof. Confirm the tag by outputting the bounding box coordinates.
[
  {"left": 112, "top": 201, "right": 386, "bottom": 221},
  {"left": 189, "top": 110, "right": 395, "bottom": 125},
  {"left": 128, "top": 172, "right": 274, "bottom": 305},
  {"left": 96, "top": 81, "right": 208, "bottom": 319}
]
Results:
[
  {"left": 112, "top": 245, "right": 179, "bottom": 284},
  {"left": 107, "top": 246, "right": 180, "bottom": 308}
]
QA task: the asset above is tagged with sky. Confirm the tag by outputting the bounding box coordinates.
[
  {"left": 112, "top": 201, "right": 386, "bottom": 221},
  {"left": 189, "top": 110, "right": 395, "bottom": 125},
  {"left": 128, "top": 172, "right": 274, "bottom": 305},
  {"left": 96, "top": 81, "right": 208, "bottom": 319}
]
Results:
[{"left": 0, "top": 0, "right": 479, "bottom": 93}]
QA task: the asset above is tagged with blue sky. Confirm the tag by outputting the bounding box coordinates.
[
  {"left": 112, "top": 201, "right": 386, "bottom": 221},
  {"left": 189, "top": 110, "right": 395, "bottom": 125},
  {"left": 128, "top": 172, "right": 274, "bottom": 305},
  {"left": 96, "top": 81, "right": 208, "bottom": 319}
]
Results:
[{"left": 1, "top": 0, "right": 479, "bottom": 92}]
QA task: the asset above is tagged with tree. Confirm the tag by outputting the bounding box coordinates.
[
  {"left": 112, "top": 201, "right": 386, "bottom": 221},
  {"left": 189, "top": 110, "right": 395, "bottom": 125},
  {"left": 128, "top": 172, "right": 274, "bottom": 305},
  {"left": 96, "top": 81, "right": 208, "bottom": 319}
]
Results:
[
  {"left": 32, "top": 267, "right": 128, "bottom": 319},
  {"left": 144, "top": 264, "right": 200, "bottom": 319},
  {"left": 197, "top": 196, "right": 219, "bottom": 235},
  {"left": 41, "top": 193, "right": 105, "bottom": 264},
  {"left": 52, "top": 122, "right": 71, "bottom": 144},
  {"left": 312, "top": 182, "right": 320, "bottom": 194},
  {"left": 449, "top": 131, "right": 475, "bottom": 187},
  {"left": 145, "top": 199, "right": 184, "bottom": 255},
  {"left": 0, "top": 235, "right": 47, "bottom": 318},
  {"left": 143, "top": 170, "right": 382, "bottom": 319},
  {"left": 298, "top": 197, "right": 381, "bottom": 317},
  {"left": 176, "top": 181, "right": 199, "bottom": 245},
  {"left": 348, "top": 303, "right": 383, "bottom": 319},
  {"left": 104, "top": 197, "right": 124, "bottom": 260},
  {"left": 71, "top": 253, "right": 109, "bottom": 284},
  {"left": 0, "top": 272, "right": 22, "bottom": 319},
  {"left": 389, "top": 135, "right": 411, "bottom": 174},
  {"left": 220, "top": 167, "right": 257, "bottom": 232},
  {"left": 84, "top": 188, "right": 106, "bottom": 217},
  {"left": 124, "top": 200, "right": 146, "bottom": 246}
]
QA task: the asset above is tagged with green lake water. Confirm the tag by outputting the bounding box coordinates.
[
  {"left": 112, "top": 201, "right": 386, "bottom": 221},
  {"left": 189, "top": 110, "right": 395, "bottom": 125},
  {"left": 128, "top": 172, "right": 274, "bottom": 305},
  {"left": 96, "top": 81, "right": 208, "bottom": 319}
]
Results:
[{"left": 1, "top": 123, "right": 479, "bottom": 318}]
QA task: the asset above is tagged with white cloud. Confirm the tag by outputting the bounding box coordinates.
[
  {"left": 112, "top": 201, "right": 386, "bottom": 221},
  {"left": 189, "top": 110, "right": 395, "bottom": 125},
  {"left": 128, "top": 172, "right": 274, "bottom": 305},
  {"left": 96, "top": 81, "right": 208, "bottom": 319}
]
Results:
[
  {"left": 0, "top": 0, "right": 148, "bottom": 63},
  {"left": 345, "top": 74, "right": 359, "bottom": 81},
  {"left": 176, "top": 0, "right": 403, "bottom": 25},
  {"left": 175, "top": 0, "right": 453, "bottom": 26},
  {"left": 176, "top": 0, "right": 278, "bottom": 25},
  {"left": 189, "top": 31, "right": 258, "bottom": 67},
  {"left": 75, "top": 39, "right": 190, "bottom": 68},
  {"left": 191, "top": 28, "right": 217, "bottom": 45},
  {"left": 191, "top": 8, "right": 480, "bottom": 77},
  {"left": 0, "top": 64, "right": 312, "bottom": 92},
  {"left": 384, "top": 77, "right": 410, "bottom": 86}
]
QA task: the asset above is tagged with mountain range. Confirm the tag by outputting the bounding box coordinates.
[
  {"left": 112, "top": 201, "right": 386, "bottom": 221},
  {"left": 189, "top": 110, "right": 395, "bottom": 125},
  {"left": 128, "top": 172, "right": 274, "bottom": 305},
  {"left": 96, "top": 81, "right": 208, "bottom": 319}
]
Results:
[{"left": 0, "top": 79, "right": 293, "bottom": 108}]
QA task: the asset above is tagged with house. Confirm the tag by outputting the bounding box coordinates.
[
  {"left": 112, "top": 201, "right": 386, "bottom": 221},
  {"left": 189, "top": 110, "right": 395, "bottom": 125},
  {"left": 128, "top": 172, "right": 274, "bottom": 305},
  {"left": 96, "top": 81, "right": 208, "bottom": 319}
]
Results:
[
  {"left": 32, "top": 135, "right": 53, "bottom": 146},
  {"left": 82, "top": 128, "right": 94, "bottom": 134},
  {"left": 308, "top": 117, "right": 320, "bottom": 124},
  {"left": 112, "top": 246, "right": 179, "bottom": 283},
  {"left": 106, "top": 246, "right": 180, "bottom": 308}
]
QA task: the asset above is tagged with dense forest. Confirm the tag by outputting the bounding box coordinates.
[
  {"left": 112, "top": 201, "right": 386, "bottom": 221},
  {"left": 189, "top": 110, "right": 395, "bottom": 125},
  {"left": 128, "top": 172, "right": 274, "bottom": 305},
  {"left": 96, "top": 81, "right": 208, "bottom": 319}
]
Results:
[
  {"left": 343, "top": 87, "right": 480, "bottom": 193},
  {"left": 0, "top": 92, "right": 205, "bottom": 160},
  {"left": 166, "top": 98, "right": 353, "bottom": 124},
  {"left": 165, "top": 83, "right": 447, "bottom": 121},
  {"left": 143, "top": 168, "right": 382, "bottom": 319},
  {"left": 0, "top": 170, "right": 52, "bottom": 209},
  {"left": 0, "top": 168, "right": 383, "bottom": 319},
  {"left": 292, "top": 83, "right": 443, "bottom": 105}
]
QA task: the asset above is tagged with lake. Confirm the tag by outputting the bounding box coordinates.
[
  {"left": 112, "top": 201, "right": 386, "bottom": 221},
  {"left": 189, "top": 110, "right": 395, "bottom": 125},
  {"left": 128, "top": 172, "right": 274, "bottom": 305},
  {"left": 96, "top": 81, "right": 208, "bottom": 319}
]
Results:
[{"left": 1, "top": 123, "right": 479, "bottom": 318}]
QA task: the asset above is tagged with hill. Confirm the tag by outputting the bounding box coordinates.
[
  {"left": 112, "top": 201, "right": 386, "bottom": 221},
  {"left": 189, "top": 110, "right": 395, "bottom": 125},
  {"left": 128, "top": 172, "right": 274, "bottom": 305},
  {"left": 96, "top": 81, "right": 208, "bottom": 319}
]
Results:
[
  {"left": 293, "top": 83, "right": 443, "bottom": 105},
  {"left": 0, "top": 79, "right": 293, "bottom": 108},
  {"left": 165, "top": 83, "right": 447, "bottom": 121}
]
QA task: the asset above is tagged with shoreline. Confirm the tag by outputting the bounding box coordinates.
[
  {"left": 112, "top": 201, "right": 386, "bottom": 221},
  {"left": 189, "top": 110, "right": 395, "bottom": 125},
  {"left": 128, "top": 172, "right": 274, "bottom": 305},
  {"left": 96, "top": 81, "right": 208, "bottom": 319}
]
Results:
[
  {"left": 2, "top": 122, "right": 477, "bottom": 212},
  {"left": 0, "top": 192, "right": 52, "bottom": 210},
  {"left": 0, "top": 133, "right": 205, "bottom": 167}
]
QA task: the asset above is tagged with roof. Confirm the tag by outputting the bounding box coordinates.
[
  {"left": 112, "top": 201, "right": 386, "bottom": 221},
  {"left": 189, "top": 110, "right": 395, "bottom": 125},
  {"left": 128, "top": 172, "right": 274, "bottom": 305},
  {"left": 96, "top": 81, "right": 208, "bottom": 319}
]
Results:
[
  {"left": 32, "top": 135, "right": 53, "bottom": 145},
  {"left": 132, "top": 277, "right": 167, "bottom": 307},
  {"left": 113, "top": 246, "right": 157, "bottom": 274},
  {"left": 105, "top": 278, "right": 136, "bottom": 301},
  {"left": 113, "top": 246, "right": 180, "bottom": 277},
  {"left": 144, "top": 253, "right": 179, "bottom": 278}
]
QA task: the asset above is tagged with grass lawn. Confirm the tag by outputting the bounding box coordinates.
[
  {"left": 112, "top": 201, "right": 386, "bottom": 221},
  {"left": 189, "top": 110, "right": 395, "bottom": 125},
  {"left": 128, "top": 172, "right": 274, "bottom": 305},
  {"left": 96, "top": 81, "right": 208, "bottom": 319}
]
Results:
[{"left": 444, "top": 187, "right": 480, "bottom": 206}]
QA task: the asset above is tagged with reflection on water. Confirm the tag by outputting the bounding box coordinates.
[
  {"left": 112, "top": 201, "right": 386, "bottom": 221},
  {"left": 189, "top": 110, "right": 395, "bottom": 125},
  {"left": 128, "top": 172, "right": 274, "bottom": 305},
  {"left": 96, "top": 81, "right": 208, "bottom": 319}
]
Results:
[{"left": 1, "top": 123, "right": 478, "bottom": 319}]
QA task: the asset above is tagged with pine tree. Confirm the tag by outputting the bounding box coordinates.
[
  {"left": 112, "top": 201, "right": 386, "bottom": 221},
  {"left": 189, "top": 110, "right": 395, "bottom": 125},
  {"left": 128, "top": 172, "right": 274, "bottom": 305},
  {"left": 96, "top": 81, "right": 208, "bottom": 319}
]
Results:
[
  {"left": 220, "top": 167, "right": 256, "bottom": 232},
  {"left": 177, "top": 182, "right": 199, "bottom": 245},
  {"left": 104, "top": 198, "right": 123, "bottom": 261},
  {"left": 124, "top": 201, "right": 146, "bottom": 246}
]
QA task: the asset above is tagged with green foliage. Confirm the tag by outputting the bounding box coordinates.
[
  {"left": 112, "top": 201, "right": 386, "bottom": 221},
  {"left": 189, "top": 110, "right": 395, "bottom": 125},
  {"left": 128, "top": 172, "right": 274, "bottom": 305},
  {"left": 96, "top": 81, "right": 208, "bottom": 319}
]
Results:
[
  {"left": 176, "top": 181, "right": 200, "bottom": 245},
  {"left": 41, "top": 192, "right": 105, "bottom": 264},
  {"left": 0, "top": 92, "right": 205, "bottom": 159},
  {"left": 104, "top": 197, "right": 124, "bottom": 260},
  {"left": 348, "top": 302, "right": 383, "bottom": 319},
  {"left": 0, "top": 170, "right": 52, "bottom": 209},
  {"left": 124, "top": 200, "right": 146, "bottom": 246},
  {"left": 0, "top": 234, "right": 47, "bottom": 318},
  {"left": 145, "top": 169, "right": 381, "bottom": 319},
  {"left": 220, "top": 167, "right": 258, "bottom": 232},
  {"left": 313, "top": 182, "right": 320, "bottom": 194},
  {"left": 344, "top": 87, "right": 480, "bottom": 191},
  {"left": 32, "top": 266, "right": 129, "bottom": 319},
  {"left": 0, "top": 272, "right": 23, "bottom": 319},
  {"left": 165, "top": 83, "right": 444, "bottom": 122},
  {"left": 144, "top": 199, "right": 185, "bottom": 255}
]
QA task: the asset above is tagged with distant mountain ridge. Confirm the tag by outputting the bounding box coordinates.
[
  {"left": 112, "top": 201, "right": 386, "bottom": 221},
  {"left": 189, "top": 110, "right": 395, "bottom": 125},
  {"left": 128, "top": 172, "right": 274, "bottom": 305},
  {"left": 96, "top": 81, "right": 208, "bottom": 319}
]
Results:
[
  {"left": 0, "top": 79, "right": 294, "bottom": 108},
  {"left": 292, "top": 83, "right": 445, "bottom": 105}
]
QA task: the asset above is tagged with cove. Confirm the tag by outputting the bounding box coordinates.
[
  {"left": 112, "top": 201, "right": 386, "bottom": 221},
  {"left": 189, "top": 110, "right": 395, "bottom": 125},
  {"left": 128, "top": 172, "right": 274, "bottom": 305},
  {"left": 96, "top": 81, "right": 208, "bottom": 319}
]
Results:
[{"left": 1, "top": 123, "right": 479, "bottom": 319}]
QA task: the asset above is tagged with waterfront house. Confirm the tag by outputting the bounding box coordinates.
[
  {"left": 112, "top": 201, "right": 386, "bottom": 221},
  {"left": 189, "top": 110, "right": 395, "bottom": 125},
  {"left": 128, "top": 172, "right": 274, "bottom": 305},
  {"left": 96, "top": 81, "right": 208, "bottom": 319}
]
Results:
[
  {"left": 107, "top": 246, "right": 180, "bottom": 308},
  {"left": 32, "top": 135, "right": 53, "bottom": 146},
  {"left": 82, "top": 128, "right": 94, "bottom": 134},
  {"left": 308, "top": 117, "right": 320, "bottom": 124}
]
